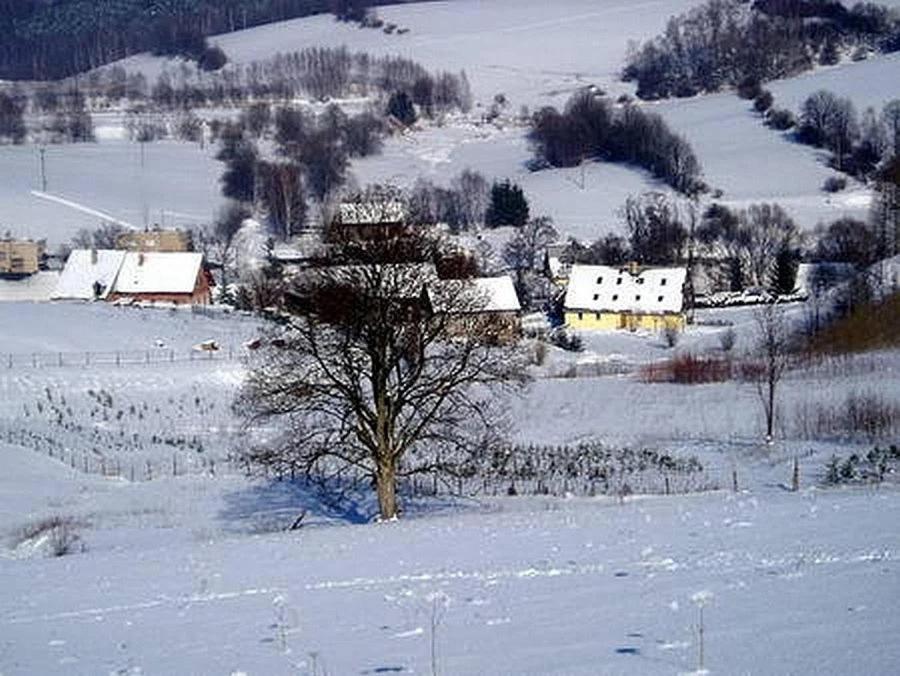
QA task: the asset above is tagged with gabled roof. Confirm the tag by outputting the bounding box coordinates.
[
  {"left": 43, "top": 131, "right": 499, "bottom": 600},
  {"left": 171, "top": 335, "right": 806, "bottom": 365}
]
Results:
[
  {"left": 113, "top": 252, "right": 204, "bottom": 295},
  {"left": 427, "top": 276, "right": 521, "bottom": 314},
  {"left": 564, "top": 264, "right": 686, "bottom": 314},
  {"left": 53, "top": 249, "right": 126, "bottom": 300}
]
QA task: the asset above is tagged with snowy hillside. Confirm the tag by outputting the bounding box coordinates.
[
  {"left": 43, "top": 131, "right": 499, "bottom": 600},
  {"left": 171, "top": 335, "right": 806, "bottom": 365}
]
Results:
[{"left": 1, "top": 0, "right": 898, "bottom": 244}]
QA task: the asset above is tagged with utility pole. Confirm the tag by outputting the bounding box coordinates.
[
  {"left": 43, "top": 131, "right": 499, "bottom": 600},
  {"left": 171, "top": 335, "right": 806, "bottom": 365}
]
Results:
[{"left": 39, "top": 146, "right": 47, "bottom": 192}]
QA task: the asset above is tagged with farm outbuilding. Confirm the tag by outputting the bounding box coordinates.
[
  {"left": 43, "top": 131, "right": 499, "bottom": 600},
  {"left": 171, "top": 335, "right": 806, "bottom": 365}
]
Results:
[{"left": 54, "top": 250, "right": 212, "bottom": 305}]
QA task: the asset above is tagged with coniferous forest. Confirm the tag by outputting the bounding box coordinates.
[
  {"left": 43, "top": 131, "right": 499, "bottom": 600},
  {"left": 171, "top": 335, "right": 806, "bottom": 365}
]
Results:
[{"left": 0, "top": 0, "right": 398, "bottom": 80}]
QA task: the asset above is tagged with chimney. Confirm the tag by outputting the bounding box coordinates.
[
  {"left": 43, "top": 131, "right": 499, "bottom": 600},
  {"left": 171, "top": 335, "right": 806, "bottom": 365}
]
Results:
[
  {"left": 91, "top": 248, "right": 98, "bottom": 265},
  {"left": 628, "top": 261, "right": 640, "bottom": 276}
]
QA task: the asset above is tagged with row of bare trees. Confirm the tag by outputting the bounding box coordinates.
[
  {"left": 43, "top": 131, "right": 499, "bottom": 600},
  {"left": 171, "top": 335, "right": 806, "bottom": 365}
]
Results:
[{"left": 8, "top": 47, "right": 472, "bottom": 122}]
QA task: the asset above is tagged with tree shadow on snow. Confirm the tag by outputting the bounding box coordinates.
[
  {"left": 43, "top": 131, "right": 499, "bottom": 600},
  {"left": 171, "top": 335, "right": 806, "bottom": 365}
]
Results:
[
  {"left": 218, "top": 476, "right": 483, "bottom": 534},
  {"left": 218, "top": 478, "right": 372, "bottom": 534}
]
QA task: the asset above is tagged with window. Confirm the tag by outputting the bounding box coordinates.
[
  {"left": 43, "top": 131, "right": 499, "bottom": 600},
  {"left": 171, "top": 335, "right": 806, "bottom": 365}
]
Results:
[
  {"left": 578, "top": 312, "right": 583, "bottom": 320},
  {"left": 637, "top": 278, "right": 644, "bottom": 285},
  {"left": 593, "top": 293, "right": 599, "bottom": 301},
  {"left": 595, "top": 313, "right": 601, "bottom": 320},
  {"left": 635, "top": 295, "right": 641, "bottom": 301},
  {"left": 612, "top": 294, "right": 618, "bottom": 301},
  {"left": 596, "top": 276, "right": 603, "bottom": 284},
  {"left": 616, "top": 278, "right": 622, "bottom": 285},
  {"left": 658, "top": 295, "right": 664, "bottom": 302},
  {"left": 660, "top": 278, "right": 667, "bottom": 286}
]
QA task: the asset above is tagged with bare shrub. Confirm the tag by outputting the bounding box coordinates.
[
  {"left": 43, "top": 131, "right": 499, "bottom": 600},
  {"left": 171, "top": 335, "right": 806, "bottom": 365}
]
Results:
[
  {"left": 793, "top": 391, "right": 899, "bottom": 441},
  {"left": 15, "top": 516, "right": 84, "bottom": 557},
  {"left": 718, "top": 328, "right": 736, "bottom": 352},
  {"left": 641, "top": 354, "right": 732, "bottom": 384}
]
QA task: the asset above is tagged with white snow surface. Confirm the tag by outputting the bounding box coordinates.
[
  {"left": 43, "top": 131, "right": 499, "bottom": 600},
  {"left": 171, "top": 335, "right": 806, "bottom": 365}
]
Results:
[
  {"left": 52, "top": 249, "right": 126, "bottom": 300},
  {"left": 0, "top": 271, "right": 60, "bottom": 303},
  {"left": 0, "top": 300, "right": 898, "bottom": 674},
  {"left": 428, "top": 274, "right": 521, "bottom": 313},
  {"left": 113, "top": 251, "right": 203, "bottom": 295}
]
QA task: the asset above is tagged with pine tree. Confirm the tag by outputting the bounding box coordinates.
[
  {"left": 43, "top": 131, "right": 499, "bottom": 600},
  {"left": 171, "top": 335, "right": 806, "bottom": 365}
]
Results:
[
  {"left": 486, "top": 180, "right": 530, "bottom": 228},
  {"left": 386, "top": 91, "right": 417, "bottom": 126}
]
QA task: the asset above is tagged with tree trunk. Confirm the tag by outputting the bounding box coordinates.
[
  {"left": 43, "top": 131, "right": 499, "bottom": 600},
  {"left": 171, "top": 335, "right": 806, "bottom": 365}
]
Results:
[{"left": 376, "top": 460, "right": 398, "bottom": 520}]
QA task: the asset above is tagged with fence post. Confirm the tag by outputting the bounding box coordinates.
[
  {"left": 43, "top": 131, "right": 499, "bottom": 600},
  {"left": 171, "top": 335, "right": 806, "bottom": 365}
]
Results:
[
  {"left": 32, "top": 353, "right": 37, "bottom": 368},
  {"left": 58, "top": 353, "right": 63, "bottom": 367},
  {"left": 172, "top": 454, "right": 178, "bottom": 477},
  {"left": 116, "top": 352, "right": 121, "bottom": 367},
  {"left": 7, "top": 354, "right": 11, "bottom": 369}
]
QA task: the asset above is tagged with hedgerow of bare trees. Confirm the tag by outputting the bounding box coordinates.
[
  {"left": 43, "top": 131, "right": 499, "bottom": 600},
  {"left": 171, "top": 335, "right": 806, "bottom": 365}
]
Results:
[
  {"left": 697, "top": 202, "right": 800, "bottom": 292},
  {"left": 406, "top": 170, "right": 491, "bottom": 232},
  {"left": 236, "top": 235, "right": 529, "bottom": 520},
  {"left": 529, "top": 90, "right": 704, "bottom": 194}
]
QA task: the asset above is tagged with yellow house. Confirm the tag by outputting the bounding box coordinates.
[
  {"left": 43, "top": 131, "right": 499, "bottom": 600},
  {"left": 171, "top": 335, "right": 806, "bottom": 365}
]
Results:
[{"left": 564, "top": 263, "right": 687, "bottom": 332}]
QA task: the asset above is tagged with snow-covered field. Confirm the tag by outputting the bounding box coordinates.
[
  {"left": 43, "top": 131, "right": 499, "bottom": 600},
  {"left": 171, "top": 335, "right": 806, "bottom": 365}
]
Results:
[
  {"left": 2, "top": 439, "right": 899, "bottom": 676},
  {"left": 0, "top": 294, "right": 898, "bottom": 674},
  {"left": 0, "top": 140, "right": 221, "bottom": 246}
]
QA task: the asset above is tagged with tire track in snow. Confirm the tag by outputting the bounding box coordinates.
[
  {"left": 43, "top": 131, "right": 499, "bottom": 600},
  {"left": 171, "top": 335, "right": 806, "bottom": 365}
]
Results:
[
  {"left": 4, "top": 587, "right": 283, "bottom": 625},
  {"left": 30, "top": 191, "right": 136, "bottom": 229}
]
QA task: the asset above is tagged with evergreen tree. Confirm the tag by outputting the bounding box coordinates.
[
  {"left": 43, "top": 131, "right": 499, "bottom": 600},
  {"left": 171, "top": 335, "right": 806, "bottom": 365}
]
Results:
[
  {"left": 0, "top": 92, "right": 26, "bottom": 144},
  {"left": 771, "top": 246, "right": 800, "bottom": 295},
  {"left": 485, "top": 180, "right": 530, "bottom": 228},
  {"left": 386, "top": 91, "right": 417, "bottom": 126}
]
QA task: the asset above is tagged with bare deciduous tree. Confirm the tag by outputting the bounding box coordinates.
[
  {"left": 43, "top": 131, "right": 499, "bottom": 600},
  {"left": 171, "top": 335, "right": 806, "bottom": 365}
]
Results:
[
  {"left": 753, "top": 302, "right": 791, "bottom": 442},
  {"left": 237, "top": 239, "right": 529, "bottom": 520}
]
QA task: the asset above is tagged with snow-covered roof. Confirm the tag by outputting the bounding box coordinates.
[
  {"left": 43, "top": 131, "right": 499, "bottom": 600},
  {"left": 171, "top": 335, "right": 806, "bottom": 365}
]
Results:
[
  {"left": 564, "top": 264, "right": 686, "bottom": 314},
  {"left": 0, "top": 271, "right": 60, "bottom": 302},
  {"left": 113, "top": 252, "right": 203, "bottom": 295},
  {"left": 427, "top": 276, "right": 521, "bottom": 314},
  {"left": 53, "top": 249, "right": 126, "bottom": 300}
]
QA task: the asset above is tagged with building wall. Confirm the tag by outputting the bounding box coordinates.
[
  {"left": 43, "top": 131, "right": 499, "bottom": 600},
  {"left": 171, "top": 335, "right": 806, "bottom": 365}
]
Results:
[
  {"left": 565, "top": 311, "right": 685, "bottom": 332},
  {"left": 116, "top": 231, "right": 191, "bottom": 253},
  {"left": 446, "top": 312, "right": 521, "bottom": 344},
  {"left": 0, "top": 240, "right": 42, "bottom": 276}
]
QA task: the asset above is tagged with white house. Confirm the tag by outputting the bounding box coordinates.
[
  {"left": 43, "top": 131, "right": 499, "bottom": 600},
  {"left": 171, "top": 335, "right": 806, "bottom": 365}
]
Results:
[{"left": 564, "top": 263, "right": 687, "bottom": 331}]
